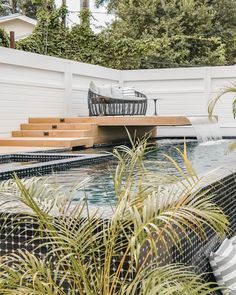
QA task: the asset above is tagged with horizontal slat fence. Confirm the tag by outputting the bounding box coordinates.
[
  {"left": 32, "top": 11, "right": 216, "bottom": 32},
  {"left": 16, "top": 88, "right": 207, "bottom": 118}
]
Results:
[{"left": 1, "top": 47, "right": 236, "bottom": 137}]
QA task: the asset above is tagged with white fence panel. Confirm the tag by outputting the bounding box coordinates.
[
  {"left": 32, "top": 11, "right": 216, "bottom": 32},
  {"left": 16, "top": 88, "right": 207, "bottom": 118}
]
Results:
[
  {"left": 122, "top": 66, "right": 236, "bottom": 137},
  {"left": 0, "top": 48, "right": 66, "bottom": 137},
  {"left": 71, "top": 61, "right": 120, "bottom": 117},
  {"left": 1, "top": 46, "right": 236, "bottom": 138},
  {"left": 0, "top": 47, "right": 121, "bottom": 136}
]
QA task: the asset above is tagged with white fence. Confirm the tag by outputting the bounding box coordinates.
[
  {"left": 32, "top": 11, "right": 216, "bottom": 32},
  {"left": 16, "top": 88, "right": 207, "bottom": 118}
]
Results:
[
  {"left": 0, "top": 46, "right": 236, "bottom": 137},
  {"left": 123, "top": 67, "right": 236, "bottom": 137},
  {"left": 0, "top": 47, "right": 120, "bottom": 137}
]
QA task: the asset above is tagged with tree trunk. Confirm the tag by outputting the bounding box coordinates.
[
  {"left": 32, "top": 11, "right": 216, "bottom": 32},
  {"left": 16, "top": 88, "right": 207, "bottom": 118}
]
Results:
[
  {"left": 62, "top": 0, "right": 66, "bottom": 27},
  {"left": 80, "top": 0, "right": 90, "bottom": 27},
  {"left": 11, "top": 0, "right": 17, "bottom": 13},
  {"left": 80, "top": 0, "right": 89, "bottom": 9}
]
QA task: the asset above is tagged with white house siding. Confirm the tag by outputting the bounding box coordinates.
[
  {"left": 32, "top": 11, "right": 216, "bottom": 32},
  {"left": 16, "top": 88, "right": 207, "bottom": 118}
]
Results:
[
  {"left": 0, "top": 46, "right": 236, "bottom": 138},
  {"left": 0, "top": 19, "right": 35, "bottom": 39}
]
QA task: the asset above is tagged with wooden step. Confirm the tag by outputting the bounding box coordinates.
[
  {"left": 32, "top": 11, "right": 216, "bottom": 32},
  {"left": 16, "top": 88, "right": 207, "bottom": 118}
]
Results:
[
  {"left": 29, "top": 118, "right": 64, "bottom": 123},
  {"left": 29, "top": 117, "right": 94, "bottom": 124},
  {"left": 21, "top": 123, "right": 95, "bottom": 131},
  {"left": 12, "top": 130, "right": 91, "bottom": 138},
  {"left": 29, "top": 116, "right": 192, "bottom": 126},
  {"left": 0, "top": 137, "right": 94, "bottom": 148}
]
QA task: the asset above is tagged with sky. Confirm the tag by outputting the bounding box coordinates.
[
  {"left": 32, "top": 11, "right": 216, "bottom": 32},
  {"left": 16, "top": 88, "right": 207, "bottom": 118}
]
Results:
[{"left": 55, "top": 0, "right": 115, "bottom": 31}]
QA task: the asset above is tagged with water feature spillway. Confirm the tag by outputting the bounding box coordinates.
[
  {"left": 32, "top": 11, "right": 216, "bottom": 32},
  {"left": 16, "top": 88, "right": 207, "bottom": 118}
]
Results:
[{"left": 187, "top": 116, "right": 222, "bottom": 144}]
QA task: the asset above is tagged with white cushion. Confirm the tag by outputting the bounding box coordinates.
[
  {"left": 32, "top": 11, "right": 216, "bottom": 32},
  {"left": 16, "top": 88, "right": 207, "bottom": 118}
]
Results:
[
  {"left": 230, "top": 235, "right": 236, "bottom": 245},
  {"left": 122, "top": 87, "right": 136, "bottom": 97},
  {"left": 98, "top": 85, "right": 112, "bottom": 98},
  {"left": 210, "top": 238, "right": 236, "bottom": 294},
  {"left": 89, "top": 81, "right": 99, "bottom": 94},
  {"left": 89, "top": 82, "right": 146, "bottom": 101},
  {"left": 111, "top": 86, "right": 123, "bottom": 99}
]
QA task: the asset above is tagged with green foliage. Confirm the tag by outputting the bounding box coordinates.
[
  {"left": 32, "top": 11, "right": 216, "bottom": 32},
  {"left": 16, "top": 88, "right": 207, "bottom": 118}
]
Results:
[
  {"left": 0, "top": 28, "right": 10, "bottom": 47},
  {"left": 0, "top": 0, "right": 11, "bottom": 16},
  {"left": 0, "top": 138, "right": 229, "bottom": 294},
  {"left": 97, "top": 0, "right": 215, "bottom": 40},
  {"left": 102, "top": 0, "right": 229, "bottom": 68},
  {"left": 17, "top": 5, "right": 69, "bottom": 56},
  {"left": 0, "top": 0, "right": 39, "bottom": 18},
  {"left": 208, "top": 83, "right": 236, "bottom": 119},
  {"left": 208, "top": 82, "right": 236, "bottom": 152},
  {"left": 208, "top": 0, "right": 236, "bottom": 65},
  {"left": 17, "top": 0, "right": 236, "bottom": 69},
  {"left": 16, "top": 0, "right": 37, "bottom": 18},
  {"left": 95, "top": 0, "right": 120, "bottom": 12}
]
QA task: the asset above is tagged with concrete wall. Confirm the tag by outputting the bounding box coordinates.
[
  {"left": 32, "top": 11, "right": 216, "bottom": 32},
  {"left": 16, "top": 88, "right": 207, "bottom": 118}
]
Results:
[{"left": 0, "top": 46, "right": 236, "bottom": 138}]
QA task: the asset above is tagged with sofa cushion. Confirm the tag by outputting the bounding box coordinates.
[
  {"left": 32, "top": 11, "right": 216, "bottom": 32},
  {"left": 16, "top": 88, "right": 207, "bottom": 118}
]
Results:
[
  {"left": 230, "top": 235, "right": 236, "bottom": 245},
  {"left": 122, "top": 87, "right": 136, "bottom": 97},
  {"left": 89, "top": 81, "right": 99, "bottom": 95},
  {"left": 210, "top": 238, "right": 236, "bottom": 294},
  {"left": 89, "top": 82, "right": 146, "bottom": 101},
  {"left": 111, "top": 85, "right": 123, "bottom": 99},
  {"left": 98, "top": 85, "right": 112, "bottom": 98}
]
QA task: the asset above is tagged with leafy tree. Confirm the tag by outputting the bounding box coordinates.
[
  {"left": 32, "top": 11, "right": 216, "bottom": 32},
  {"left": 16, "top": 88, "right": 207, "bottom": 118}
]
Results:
[
  {"left": 100, "top": 0, "right": 226, "bottom": 67},
  {"left": 17, "top": 0, "right": 236, "bottom": 69},
  {"left": 95, "top": 0, "right": 236, "bottom": 67},
  {"left": 0, "top": 28, "right": 10, "bottom": 47},
  {"left": 17, "top": 5, "right": 69, "bottom": 56},
  {"left": 0, "top": 0, "right": 11, "bottom": 16},
  {"left": 95, "top": 0, "right": 119, "bottom": 12},
  {"left": 18, "top": 0, "right": 38, "bottom": 18},
  {"left": 209, "top": 0, "right": 236, "bottom": 64},
  {"left": 0, "top": 0, "right": 45, "bottom": 19}
]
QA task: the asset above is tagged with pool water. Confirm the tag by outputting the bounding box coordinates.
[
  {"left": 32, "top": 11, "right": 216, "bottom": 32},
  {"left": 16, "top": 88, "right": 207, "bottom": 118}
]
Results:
[{"left": 46, "top": 139, "right": 236, "bottom": 206}]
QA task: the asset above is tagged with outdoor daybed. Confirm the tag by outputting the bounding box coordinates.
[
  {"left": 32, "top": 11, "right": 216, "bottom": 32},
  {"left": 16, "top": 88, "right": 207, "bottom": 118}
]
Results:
[{"left": 88, "top": 81, "right": 147, "bottom": 116}]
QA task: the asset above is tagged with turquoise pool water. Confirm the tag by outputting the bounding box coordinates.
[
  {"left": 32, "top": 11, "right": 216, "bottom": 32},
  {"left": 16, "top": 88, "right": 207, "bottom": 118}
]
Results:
[{"left": 46, "top": 139, "right": 236, "bottom": 206}]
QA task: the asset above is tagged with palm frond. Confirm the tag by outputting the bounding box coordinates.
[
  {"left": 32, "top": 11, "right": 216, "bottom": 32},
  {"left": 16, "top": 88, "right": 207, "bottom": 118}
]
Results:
[
  {"left": 0, "top": 136, "right": 229, "bottom": 295},
  {"left": 208, "top": 83, "right": 236, "bottom": 119},
  {"left": 125, "top": 264, "right": 223, "bottom": 295}
]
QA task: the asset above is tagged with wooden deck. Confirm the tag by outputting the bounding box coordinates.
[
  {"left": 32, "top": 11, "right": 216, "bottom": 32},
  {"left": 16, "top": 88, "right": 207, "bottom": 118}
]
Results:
[
  {"left": 0, "top": 116, "right": 191, "bottom": 148},
  {"left": 28, "top": 116, "right": 191, "bottom": 126}
]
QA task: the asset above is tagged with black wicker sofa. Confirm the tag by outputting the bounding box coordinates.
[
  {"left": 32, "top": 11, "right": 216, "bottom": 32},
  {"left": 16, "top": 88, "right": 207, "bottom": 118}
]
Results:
[{"left": 88, "top": 81, "right": 147, "bottom": 116}]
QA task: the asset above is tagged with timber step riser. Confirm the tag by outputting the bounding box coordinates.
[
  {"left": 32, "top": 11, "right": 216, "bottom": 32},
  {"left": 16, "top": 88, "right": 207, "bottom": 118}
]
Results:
[
  {"left": 29, "top": 118, "right": 94, "bottom": 124},
  {"left": 0, "top": 138, "right": 94, "bottom": 148},
  {"left": 12, "top": 130, "right": 92, "bottom": 138},
  {"left": 21, "top": 123, "right": 95, "bottom": 131},
  {"left": 28, "top": 116, "right": 191, "bottom": 126},
  {"left": 0, "top": 116, "right": 192, "bottom": 149}
]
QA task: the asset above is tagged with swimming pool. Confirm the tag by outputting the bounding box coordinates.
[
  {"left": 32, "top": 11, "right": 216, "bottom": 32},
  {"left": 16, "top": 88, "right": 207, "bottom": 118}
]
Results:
[{"left": 46, "top": 139, "right": 236, "bottom": 206}]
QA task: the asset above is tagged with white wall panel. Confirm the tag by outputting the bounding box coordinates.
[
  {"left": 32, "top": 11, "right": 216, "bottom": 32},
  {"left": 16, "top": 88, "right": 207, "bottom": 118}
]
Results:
[
  {"left": 71, "top": 68, "right": 120, "bottom": 116},
  {"left": 1, "top": 46, "right": 236, "bottom": 138},
  {"left": 0, "top": 47, "right": 120, "bottom": 136},
  {"left": 123, "top": 67, "right": 236, "bottom": 136}
]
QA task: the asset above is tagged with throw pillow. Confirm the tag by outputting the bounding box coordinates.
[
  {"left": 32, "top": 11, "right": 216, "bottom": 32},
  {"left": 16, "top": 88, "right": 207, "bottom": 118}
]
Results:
[{"left": 210, "top": 238, "right": 236, "bottom": 294}]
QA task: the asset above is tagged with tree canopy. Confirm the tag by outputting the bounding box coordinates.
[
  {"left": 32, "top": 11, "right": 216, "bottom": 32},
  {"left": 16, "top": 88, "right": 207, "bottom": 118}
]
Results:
[
  {"left": 2, "top": 0, "right": 236, "bottom": 69},
  {"left": 0, "top": 28, "right": 10, "bottom": 47},
  {"left": 0, "top": 0, "right": 40, "bottom": 19}
]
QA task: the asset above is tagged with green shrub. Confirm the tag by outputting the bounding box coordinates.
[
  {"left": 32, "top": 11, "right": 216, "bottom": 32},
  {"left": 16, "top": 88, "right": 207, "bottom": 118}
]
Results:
[{"left": 0, "top": 28, "right": 9, "bottom": 47}]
